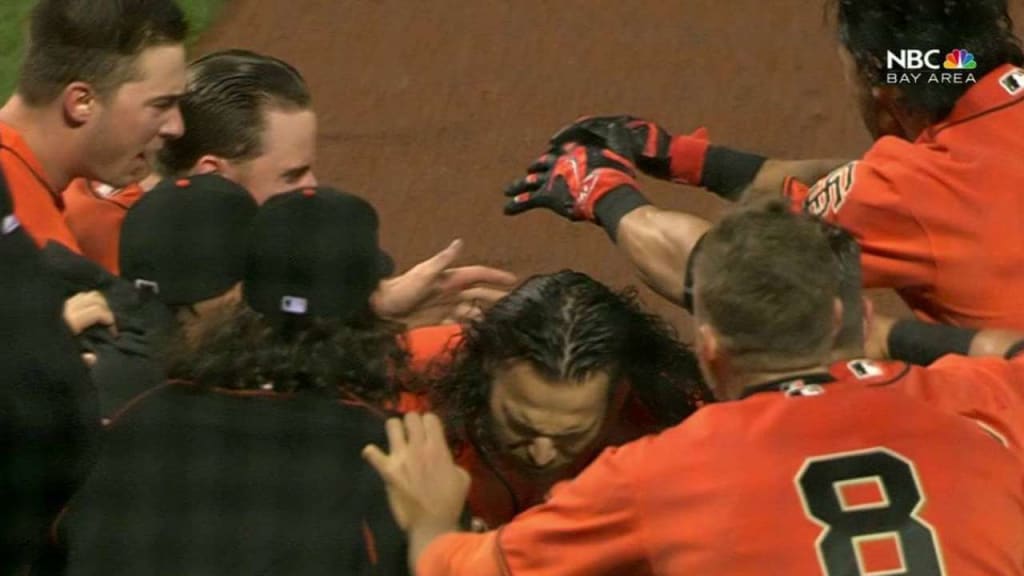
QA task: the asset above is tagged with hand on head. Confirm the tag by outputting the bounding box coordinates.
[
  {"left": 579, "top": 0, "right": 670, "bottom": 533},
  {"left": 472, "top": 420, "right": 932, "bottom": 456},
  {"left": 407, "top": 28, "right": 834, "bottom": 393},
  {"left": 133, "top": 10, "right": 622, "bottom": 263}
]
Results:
[{"left": 371, "top": 239, "right": 517, "bottom": 328}]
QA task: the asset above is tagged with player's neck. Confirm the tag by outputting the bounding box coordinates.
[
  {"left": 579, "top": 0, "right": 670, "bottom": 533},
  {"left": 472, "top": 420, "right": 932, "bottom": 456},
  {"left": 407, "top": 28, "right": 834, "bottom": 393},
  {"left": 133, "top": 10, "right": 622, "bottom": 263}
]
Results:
[
  {"left": 0, "top": 95, "right": 77, "bottom": 191},
  {"left": 728, "top": 362, "right": 832, "bottom": 400}
]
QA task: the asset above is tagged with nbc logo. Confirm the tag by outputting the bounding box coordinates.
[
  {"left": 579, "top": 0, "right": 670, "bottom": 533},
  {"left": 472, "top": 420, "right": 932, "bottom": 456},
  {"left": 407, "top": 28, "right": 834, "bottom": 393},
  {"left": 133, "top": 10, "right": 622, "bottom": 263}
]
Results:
[
  {"left": 885, "top": 48, "right": 979, "bottom": 85},
  {"left": 943, "top": 49, "right": 977, "bottom": 70}
]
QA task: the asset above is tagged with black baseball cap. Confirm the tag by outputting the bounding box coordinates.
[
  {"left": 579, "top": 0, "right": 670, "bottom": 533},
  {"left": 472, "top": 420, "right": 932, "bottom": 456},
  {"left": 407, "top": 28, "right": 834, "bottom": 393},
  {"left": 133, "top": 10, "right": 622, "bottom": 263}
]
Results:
[
  {"left": 119, "top": 174, "right": 259, "bottom": 306},
  {"left": 243, "top": 187, "right": 394, "bottom": 320}
]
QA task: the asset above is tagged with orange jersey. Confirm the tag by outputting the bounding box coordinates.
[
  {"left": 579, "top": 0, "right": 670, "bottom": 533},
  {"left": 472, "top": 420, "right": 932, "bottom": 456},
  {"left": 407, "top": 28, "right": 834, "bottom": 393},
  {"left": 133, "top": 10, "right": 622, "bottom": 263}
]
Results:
[
  {"left": 401, "top": 324, "right": 670, "bottom": 528},
  {"left": 63, "top": 178, "right": 145, "bottom": 275},
  {"left": 785, "top": 64, "right": 1024, "bottom": 330},
  {"left": 0, "top": 122, "right": 81, "bottom": 252},
  {"left": 404, "top": 323, "right": 464, "bottom": 374},
  {"left": 420, "top": 355, "right": 1024, "bottom": 575}
]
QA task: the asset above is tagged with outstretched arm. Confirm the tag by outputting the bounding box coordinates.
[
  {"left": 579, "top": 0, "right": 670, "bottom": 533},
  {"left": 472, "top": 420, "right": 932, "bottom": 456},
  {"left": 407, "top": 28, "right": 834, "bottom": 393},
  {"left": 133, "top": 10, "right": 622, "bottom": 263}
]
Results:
[
  {"left": 546, "top": 115, "right": 849, "bottom": 204},
  {"left": 612, "top": 206, "right": 710, "bottom": 306},
  {"left": 738, "top": 158, "right": 850, "bottom": 204},
  {"left": 867, "top": 315, "right": 1024, "bottom": 364}
]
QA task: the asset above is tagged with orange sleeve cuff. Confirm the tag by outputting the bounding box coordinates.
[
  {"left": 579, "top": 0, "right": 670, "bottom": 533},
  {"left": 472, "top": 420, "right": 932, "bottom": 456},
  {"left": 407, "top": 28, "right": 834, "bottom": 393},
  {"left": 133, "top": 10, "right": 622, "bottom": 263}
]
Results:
[{"left": 782, "top": 176, "right": 810, "bottom": 212}]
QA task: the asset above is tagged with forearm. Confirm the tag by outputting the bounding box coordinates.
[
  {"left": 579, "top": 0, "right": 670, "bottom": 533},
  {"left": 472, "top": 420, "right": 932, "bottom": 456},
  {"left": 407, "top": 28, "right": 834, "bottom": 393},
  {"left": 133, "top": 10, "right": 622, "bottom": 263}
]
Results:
[
  {"left": 735, "top": 158, "right": 851, "bottom": 204},
  {"left": 873, "top": 315, "right": 1024, "bottom": 364},
  {"left": 613, "top": 205, "right": 711, "bottom": 307}
]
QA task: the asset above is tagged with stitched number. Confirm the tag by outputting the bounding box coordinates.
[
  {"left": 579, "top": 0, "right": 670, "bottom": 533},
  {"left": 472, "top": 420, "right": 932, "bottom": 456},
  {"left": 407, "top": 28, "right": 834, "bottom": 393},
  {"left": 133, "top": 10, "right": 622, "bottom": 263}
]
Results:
[{"left": 796, "top": 449, "right": 944, "bottom": 575}]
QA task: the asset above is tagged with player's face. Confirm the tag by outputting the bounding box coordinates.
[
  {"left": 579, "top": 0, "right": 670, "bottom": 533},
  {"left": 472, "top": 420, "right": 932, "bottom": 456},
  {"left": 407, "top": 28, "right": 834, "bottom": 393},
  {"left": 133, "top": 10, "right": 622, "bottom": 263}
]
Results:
[
  {"left": 86, "top": 45, "right": 187, "bottom": 187},
  {"left": 838, "top": 45, "right": 883, "bottom": 139},
  {"left": 220, "top": 107, "right": 318, "bottom": 204},
  {"left": 487, "top": 361, "right": 611, "bottom": 474}
]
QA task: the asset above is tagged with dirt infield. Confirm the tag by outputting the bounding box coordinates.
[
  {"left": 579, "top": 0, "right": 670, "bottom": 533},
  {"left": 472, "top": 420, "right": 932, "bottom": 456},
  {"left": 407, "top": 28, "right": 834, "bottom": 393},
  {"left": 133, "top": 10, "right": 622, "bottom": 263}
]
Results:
[{"left": 193, "top": 0, "right": 1023, "bottom": 335}]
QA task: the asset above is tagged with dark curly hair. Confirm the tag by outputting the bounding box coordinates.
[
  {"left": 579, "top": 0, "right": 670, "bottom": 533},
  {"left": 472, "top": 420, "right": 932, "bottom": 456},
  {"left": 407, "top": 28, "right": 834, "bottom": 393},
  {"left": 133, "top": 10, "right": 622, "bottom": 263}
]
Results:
[
  {"left": 167, "top": 301, "right": 410, "bottom": 407},
  {"left": 830, "top": 0, "right": 1024, "bottom": 121},
  {"left": 430, "top": 270, "right": 712, "bottom": 447}
]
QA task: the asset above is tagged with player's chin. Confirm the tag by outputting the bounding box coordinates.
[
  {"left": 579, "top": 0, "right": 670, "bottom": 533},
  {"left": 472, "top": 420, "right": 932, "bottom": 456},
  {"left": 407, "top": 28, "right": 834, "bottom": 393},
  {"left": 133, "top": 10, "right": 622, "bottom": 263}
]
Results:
[
  {"left": 515, "top": 458, "right": 572, "bottom": 478},
  {"left": 111, "top": 153, "right": 155, "bottom": 185}
]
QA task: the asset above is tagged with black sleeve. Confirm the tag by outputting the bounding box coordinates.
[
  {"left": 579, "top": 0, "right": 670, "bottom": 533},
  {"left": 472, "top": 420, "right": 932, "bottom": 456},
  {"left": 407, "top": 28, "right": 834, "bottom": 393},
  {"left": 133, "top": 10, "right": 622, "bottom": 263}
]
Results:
[{"left": 887, "top": 319, "right": 976, "bottom": 365}]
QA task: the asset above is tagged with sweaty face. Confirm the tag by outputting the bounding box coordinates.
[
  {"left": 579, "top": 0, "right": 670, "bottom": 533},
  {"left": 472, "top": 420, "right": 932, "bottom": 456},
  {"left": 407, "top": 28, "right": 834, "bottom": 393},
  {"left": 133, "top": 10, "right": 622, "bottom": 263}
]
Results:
[
  {"left": 488, "top": 361, "right": 612, "bottom": 474},
  {"left": 87, "top": 45, "right": 187, "bottom": 187},
  {"left": 220, "top": 108, "right": 318, "bottom": 204}
]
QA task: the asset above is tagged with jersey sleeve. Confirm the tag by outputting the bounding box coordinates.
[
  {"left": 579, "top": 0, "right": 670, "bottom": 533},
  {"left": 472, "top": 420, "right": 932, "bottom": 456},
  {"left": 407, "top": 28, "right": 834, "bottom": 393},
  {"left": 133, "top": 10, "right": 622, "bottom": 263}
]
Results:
[
  {"left": 10, "top": 184, "right": 82, "bottom": 253},
  {"left": 404, "top": 324, "right": 463, "bottom": 373},
  {"left": 417, "top": 441, "right": 654, "bottom": 576},
  {"left": 783, "top": 160, "right": 935, "bottom": 290}
]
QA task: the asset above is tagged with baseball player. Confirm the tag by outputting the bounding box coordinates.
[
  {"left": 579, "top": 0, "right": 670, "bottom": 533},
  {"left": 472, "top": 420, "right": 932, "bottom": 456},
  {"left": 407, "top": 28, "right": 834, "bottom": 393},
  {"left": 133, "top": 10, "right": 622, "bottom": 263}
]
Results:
[
  {"left": 505, "top": 0, "right": 1024, "bottom": 330},
  {"left": 0, "top": 0, "right": 186, "bottom": 254},
  {"left": 403, "top": 270, "right": 710, "bottom": 529},
  {"left": 366, "top": 205, "right": 1024, "bottom": 575},
  {"left": 57, "top": 187, "right": 409, "bottom": 575}
]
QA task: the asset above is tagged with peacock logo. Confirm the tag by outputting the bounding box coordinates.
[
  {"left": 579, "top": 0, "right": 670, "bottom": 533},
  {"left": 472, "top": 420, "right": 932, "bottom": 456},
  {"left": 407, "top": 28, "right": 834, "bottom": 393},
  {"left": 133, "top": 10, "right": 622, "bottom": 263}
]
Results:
[{"left": 943, "top": 49, "right": 977, "bottom": 70}]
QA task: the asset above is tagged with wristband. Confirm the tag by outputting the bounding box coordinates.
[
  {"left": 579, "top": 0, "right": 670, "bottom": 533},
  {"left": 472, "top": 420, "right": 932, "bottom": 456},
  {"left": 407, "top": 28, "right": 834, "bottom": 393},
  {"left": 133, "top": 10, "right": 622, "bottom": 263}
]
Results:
[
  {"left": 701, "top": 146, "right": 768, "bottom": 201},
  {"left": 593, "top": 186, "right": 650, "bottom": 241},
  {"left": 667, "top": 134, "right": 710, "bottom": 186},
  {"left": 888, "top": 319, "right": 976, "bottom": 365}
]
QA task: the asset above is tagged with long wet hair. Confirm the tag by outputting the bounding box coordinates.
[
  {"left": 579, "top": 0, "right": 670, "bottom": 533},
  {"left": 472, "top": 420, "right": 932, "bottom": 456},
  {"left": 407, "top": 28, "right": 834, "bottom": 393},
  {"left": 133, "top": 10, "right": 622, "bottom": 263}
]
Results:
[
  {"left": 167, "top": 300, "right": 409, "bottom": 407},
  {"left": 830, "top": 0, "right": 1024, "bottom": 121},
  {"left": 430, "top": 270, "right": 712, "bottom": 444}
]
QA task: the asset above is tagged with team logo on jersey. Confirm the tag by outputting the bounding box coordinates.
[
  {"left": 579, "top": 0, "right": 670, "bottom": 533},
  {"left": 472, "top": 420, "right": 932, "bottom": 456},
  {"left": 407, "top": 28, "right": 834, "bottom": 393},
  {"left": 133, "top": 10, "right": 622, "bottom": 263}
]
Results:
[
  {"left": 280, "top": 295, "right": 309, "bottom": 315},
  {"left": 999, "top": 68, "right": 1024, "bottom": 96},
  {"left": 846, "top": 359, "right": 884, "bottom": 380},
  {"left": 804, "top": 162, "right": 857, "bottom": 217}
]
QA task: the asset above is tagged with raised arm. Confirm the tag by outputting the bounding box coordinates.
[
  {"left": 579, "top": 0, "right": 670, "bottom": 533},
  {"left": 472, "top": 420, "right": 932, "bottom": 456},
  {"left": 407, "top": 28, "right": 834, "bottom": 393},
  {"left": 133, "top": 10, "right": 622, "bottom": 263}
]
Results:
[
  {"left": 867, "top": 314, "right": 1024, "bottom": 364},
  {"left": 613, "top": 205, "right": 709, "bottom": 305},
  {"left": 545, "top": 115, "right": 849, "bottom": 204}
]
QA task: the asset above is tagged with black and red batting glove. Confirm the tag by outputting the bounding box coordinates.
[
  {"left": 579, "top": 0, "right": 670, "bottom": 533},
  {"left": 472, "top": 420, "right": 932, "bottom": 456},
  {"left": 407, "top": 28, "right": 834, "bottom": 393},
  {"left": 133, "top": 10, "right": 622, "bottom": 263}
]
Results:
[
  {"left": 549, "top": 115, "right": 710, "bottom": 186},
  {"left": 503, "top": 143, "right": 649, "bottom": 239}
]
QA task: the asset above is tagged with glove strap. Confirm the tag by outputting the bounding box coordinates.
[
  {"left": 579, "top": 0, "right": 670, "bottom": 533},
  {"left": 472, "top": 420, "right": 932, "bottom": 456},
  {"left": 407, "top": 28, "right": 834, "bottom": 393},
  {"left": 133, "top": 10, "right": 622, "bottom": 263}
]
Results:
[{"left": 668, "top": 130, "right": 711, "bottom": 186}]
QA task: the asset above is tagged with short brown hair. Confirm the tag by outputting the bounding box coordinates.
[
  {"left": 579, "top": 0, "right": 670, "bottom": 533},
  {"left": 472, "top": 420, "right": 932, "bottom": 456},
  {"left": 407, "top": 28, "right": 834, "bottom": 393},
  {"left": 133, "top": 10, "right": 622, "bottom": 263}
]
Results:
[
  {"left": 693, "top": 201, "right": 840, "bottom": 370},
  {"left": 17, "top": 0, "right": 188, "bottom": 105},
  {"left": 157, "top": 49, "right": 311, "bottom": 176}
]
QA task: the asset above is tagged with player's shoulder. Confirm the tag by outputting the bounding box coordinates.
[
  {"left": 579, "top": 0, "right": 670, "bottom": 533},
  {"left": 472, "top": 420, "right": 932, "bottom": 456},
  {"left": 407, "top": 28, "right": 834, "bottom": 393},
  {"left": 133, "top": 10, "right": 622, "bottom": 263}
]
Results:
[
  {"left": 892, "top": 354, "right": 1024, "bottom": 412},
  {"left": 404, "top": 324, "right": 464, "bottom": 370}
]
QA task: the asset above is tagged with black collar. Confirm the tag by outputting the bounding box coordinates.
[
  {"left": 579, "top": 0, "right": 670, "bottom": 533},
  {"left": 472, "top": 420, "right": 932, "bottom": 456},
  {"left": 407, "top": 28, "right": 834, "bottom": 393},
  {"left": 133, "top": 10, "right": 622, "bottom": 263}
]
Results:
[{"left": 738, "top": 372, "right": 836, "bottom": 400}]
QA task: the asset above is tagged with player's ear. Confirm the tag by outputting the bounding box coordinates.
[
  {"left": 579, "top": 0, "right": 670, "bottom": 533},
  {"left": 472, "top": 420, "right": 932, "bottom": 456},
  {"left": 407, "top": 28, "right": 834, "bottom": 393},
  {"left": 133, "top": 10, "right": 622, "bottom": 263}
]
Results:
[
  {"left": 696, "top": 323, "right": 731, "bottom": 400},
  {"left": 193, "top": 155, "right": 230, "bottom": 176},
  {"left": 696, "top": 323, "right": 719, "bottom": 363},
  {"left": 860, "top": 296, "right": 875, "bottom": 346},
  {"left": 831, "top": 298, "right": 845, "bottom": 341},
  {"left": 62, "top": 82, "right": 98, "bottom": 127}
]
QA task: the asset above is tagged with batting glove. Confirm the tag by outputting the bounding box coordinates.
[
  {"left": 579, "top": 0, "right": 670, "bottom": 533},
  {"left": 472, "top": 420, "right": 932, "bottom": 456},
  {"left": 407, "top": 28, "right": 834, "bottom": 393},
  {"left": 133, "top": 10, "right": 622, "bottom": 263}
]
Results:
[
  {"left": 503, "top": 144, "right": 649, "bottom": 237},
  {"left": 550, "top": 115, "right": 710, "bottom": 186}
]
